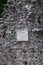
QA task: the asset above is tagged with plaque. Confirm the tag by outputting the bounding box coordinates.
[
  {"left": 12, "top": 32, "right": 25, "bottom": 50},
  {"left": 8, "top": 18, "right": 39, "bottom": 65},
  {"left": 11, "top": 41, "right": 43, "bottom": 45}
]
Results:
[{"left": 16, "top": 29, "right": 28, "bottom": 41}]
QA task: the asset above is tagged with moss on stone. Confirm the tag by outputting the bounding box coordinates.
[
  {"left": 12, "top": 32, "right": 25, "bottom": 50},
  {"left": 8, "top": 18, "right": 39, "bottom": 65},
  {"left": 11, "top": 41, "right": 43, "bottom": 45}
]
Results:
[{"left": 0, "top": 0, "right": 7, "bottom": 18}]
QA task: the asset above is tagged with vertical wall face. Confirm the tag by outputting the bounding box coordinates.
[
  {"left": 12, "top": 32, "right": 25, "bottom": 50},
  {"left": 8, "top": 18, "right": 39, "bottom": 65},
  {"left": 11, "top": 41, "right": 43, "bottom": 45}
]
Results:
[{"left": 0, "top": 0, "right": 43, "bottom": 65}]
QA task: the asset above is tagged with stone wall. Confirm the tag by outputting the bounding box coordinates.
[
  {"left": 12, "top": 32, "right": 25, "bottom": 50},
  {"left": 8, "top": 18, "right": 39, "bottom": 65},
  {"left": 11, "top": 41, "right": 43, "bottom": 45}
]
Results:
[{"left": 0, "top": 0, "right": 43, "bottom": 65}]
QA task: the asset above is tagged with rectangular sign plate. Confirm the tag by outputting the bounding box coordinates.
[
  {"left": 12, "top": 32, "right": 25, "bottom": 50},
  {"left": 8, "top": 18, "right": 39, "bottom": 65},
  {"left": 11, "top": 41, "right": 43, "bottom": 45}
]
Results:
[{"left": 16, "top": 29, "right": 28, "bottom": 41}]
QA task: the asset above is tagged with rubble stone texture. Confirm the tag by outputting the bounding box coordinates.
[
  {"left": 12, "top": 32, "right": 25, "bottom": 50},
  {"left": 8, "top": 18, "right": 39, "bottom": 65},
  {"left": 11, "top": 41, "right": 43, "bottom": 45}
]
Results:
[{"left": 0, "top": 0, "right": 43, "bottom": 65}]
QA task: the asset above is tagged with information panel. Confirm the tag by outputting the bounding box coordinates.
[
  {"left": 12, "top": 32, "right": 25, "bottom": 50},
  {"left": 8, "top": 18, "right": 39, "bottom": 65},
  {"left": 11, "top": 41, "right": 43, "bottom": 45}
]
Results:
[{"left": 16, "top": 29, "right": 28, "bottom": 41}]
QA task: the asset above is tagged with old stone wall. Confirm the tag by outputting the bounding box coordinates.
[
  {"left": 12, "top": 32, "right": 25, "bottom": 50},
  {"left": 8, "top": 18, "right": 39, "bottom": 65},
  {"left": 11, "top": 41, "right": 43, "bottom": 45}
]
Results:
[{"left": 0, "top": 0, "right": 43, "bottom": 65}]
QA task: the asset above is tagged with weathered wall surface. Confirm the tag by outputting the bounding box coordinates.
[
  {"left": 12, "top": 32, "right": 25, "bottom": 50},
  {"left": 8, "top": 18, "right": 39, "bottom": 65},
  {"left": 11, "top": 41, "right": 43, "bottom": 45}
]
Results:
[{"left": 0, "top": 0, "right": 43, "bottom": 65}]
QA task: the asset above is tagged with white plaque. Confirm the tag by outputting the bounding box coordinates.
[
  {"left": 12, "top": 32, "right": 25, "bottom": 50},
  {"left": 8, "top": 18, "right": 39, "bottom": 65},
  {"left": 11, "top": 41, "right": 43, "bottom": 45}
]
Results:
[{"left": 16, "top": 29, "right": 28, "bottom": 41}]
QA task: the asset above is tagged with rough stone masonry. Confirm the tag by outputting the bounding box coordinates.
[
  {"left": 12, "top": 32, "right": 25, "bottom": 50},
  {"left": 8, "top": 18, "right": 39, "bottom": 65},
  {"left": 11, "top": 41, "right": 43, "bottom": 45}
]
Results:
[{"left": 0, "top": 0, "right": 43, "bottom": 65}]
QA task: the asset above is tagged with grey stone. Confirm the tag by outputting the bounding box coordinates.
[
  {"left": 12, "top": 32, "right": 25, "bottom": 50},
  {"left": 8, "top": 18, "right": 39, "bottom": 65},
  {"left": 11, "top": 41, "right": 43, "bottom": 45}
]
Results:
[{"left": 0, "top": 0, "right": 43, "bottom": 65}]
